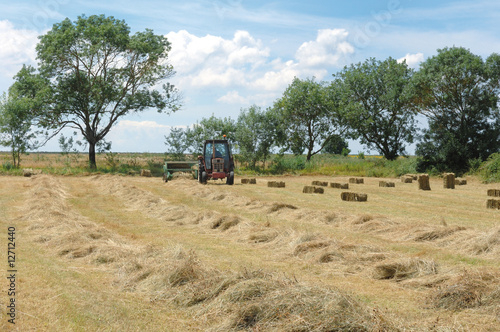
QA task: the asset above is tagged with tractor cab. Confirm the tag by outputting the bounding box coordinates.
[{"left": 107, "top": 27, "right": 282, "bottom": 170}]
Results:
[{"left": 198, "top": 136, "right": 234, "bottom": 185}]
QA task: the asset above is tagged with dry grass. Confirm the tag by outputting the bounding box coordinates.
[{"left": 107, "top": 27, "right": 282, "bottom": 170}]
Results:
[{"left": 2, "top": 172, "right": 500, "bottom": 331}]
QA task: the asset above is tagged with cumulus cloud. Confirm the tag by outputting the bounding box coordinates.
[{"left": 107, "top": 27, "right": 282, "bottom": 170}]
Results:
[
  {"left": 0, "top": 20, "right": 39, "bottom": 77},
  {"left": 295, "top": 29, "right": 354, "bottom": 67},
  {"left": 397, "top": 52, "right": 425, "bottom": 68},
  {"left": 166, "top": 28, "right": 355, "bottom": 103}
]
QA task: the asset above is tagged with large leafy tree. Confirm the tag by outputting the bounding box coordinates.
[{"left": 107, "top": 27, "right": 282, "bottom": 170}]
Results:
[
  {"left": 272, "top": 77, "right": 347, "bottom": 161},
  {"left": 14, "top": 14, "right": 180, "bottom": 169},
  {"left": 414, "top": 47, "right": 500, "bottom": 174},
  {"left": 235, "top": 105, "right": 280, "bottom": 169},
  {"left": 0, "top": 93, "right": 37, "bottom": 167},
  {"left": 335, "top": 57, "right": 417, "bottom": 160},
  {"left": 185, "top": 115, "right": 236, "bottom": 155}
]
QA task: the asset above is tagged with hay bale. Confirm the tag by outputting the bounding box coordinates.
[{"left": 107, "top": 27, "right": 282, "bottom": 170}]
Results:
[
  {"left": 311, "top": 181, "right": 328, "bottom": 187},
  {"left": 443, "top": 173, "right": 455, "bottom": 189},
  {"left": 349, "top": 177, "right": 364, "bottom": 184},
  {"left": 241, "top": 178, "right": 257, "bottom": 184},
  {"left": 140, "top": 169, "right": 152, "bottom": 177},
  {"left": 486, "top": 199, "right": 500, "bottom": 209},
  {"left": 487, "top": 189, "right": 500, "bottom": 197},
  {"left": 267, "top": 181, "right": 285, "bottom": 188},
  {"left": 418, "top": 174, "right": 431, "bottom": 190},
  {"left": 23, "top": 168, "right": 33, "bottom": 177},
  {"left": 127, "top": 170, "right": 137, "bottom": 176},
  {"left": 455, "top": 178, "right": 467, "bottom": 186},
  {"left": 329, "top": 182, "right": 349, "bottom": 189},
  {"left": 341, "top": 192, "right": 368, "bottom": 202},
  {"left": 302, "top": 186, "right": 324, "bottom": 194},
  {"left": 379, "top": 181, "right": 395, "bottom": 188},
  {"left": 401, "top": 176, "right": 413, "bottom": 183}
]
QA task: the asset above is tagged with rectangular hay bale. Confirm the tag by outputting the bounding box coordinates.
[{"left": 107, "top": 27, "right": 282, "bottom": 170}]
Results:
[
  {"left": 379, "top": 181, "right": 395, "bottom": 188},
  {"left": 303, "top": 186, "right": 324, "bottom": 194},
  {"left": 443, "top": 173, "right": 455, "bottom": 189},
  {"left": 330, "top": 182, "right": 349, "bottom": 189},
  {"left": 341, "top": 192, "right": 367, "bottom": 202},
  {"left": 241, "top": 178, "right": 257, "bottom": 184},
  {"left": 418, "top": 174, "right": 431, "bottom": 191},
  {"left": 455, "top": 178, "right": 467, "bottom": 186},
  {"left": 349, "top": 178, "right": 364, "bottom": 184},
  {"left": 311, "top": 181, "right": 328, "bottom": 187},
  {"left": 486, "top": 199, "right": 500, "bottom": 209},
  {"left": 140, "top": 169, "right": 152, "bottom": 177},
  {"left": 401, "top": 176, "right": 413, "bottom": 183},
  {"left": 487, "top": 189, "right": 500, "bottom": 197},
  {"left": 268, "top": 181, "right": 285, "bottom": 188}
]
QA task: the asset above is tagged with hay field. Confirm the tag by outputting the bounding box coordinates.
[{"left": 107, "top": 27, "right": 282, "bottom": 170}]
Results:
[{"left": 1, "top": 173, "right": 499, "bottom": 331}]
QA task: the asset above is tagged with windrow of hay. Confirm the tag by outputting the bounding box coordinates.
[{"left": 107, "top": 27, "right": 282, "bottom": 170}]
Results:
[
  {"left": 373, "top": 258, "right": 438, "bottom": 281},
  {"left": 414, "top": 226, "right": 467, "bottom": 242},
  {"left": 428, "top": 270, "right": 500, "bottom": 311}
]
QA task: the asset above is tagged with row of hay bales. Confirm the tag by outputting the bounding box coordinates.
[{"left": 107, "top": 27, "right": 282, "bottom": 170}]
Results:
[{"left": 487, "top": 189, "right": 500, "bottom": 209}]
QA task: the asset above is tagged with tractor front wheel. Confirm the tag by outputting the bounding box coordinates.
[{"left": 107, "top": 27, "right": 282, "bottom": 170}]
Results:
[{"left": 201, "top": 171, "right": 207, "bottom": 184}]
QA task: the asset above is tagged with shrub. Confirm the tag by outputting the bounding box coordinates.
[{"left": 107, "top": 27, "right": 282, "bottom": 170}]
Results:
[
  {"left": 479, "top": 153, "right": 500, "bottom": 183},
  {"left": 2, "top": 161, "right": 13, "bottom": 170}
]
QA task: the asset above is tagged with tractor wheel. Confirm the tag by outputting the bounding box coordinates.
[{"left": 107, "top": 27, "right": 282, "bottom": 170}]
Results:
[
  {"left": 226, "top": 171, "right": 234, "bottom": 185},
  {"left": 201, "top": 171, "right": 207, "bottom": 184}
]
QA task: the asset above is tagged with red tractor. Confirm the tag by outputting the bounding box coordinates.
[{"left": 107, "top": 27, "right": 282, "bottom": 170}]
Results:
[{"left": 198, "top": 136, "right": 235, "bottom": 185}]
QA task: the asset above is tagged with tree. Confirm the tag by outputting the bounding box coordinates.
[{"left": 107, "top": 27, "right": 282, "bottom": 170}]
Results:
[
  {"left": 0, "top": 93, "right": 38, "bottom": 167},
  {"left": 14, "top": 14, "right": 180, "bottom": 169},
  {"left": 414, "top": 47, "right": 500, "bottom": 174},
  {"left": 335, "top": 57, "right": 417, "bottom": 160},
  {"left": 272, "top": 77, "right": 347, "bottom": 161},
  {"left": 185, "top": 115, "right": 236, "bottom": 155},
  {"left": 235, "top": 105, "right": 279, "bottom": 169},
  {"left": 321, "top": 134, "right": 349, "bottom": 155},
  {"left": 165, "top": 127, "right": 187, "bottom": 160}
]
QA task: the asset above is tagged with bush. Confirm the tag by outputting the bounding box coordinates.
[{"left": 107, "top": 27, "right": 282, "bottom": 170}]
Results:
[
  {"left": 2, "top": 161, "right": 13, "bottom": 170},
  {"left": 269, "top": 155, "right": 307, "bottom": 174},
  {"left": 479, "top": 153, "right": 500, "bottom": 183}
]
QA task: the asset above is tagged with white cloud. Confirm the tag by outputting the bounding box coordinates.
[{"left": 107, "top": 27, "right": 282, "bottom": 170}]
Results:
[
  {"left": 217, "top": 90, "right": 249, "bottom": 104},
  {"left": 295, "top": 29, "right": 354, "bottom": 67},
  {"left": 397, "top": 52, "right": 424, "bottom": 68},
  {"left": 0, "top": 20, "right": 38, "bottom": 77},
  {"left": 166, "top": 28, "right": 354, "bottom": 98}
]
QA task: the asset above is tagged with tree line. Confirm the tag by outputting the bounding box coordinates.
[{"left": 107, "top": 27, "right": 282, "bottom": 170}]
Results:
[
  {"left": 167, "top": 48, "right": 500, "bottom": 175},
  {"left": 1, "top": 14, "right": 499, "bottom": 175}
]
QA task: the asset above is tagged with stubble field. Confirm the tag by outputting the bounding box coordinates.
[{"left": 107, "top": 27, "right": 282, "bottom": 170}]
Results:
[{"left": 1, "top": 172, "right": 499, "bottom": 331}]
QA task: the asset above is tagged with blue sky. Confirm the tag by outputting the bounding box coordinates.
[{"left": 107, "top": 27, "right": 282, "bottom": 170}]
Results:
[{"left": 1, "top": 0, "right": 500, "bottom": 153}]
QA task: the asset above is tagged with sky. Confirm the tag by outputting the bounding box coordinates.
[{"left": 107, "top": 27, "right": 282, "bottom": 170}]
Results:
[{"left": 1, "top": 0, "right": 500, "bottom": 153}]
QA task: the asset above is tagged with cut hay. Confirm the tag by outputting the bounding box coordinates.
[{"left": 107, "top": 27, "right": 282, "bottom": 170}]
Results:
[
  {"left": 473, "top": 228, "right": 500, "bottom": 254},
  {"left": 487, "top": 189, "right": 500, "bottom": 197},
  {"left": 455, "top": 178, "right": 467, "bottom": 185},
  {"left": 23, "top": 168, "right": 33, "bottom": 177},
  {"left": 293, "top": 240, "right": 332, "bottom": 256},
  {"left": 429, "top": 271, "right": 486, "bottom": 310},
  {"left": 443, "top": 173, "right": 455, "bottom": 189},
  {"left": 302, "top": 186, "right": 324, "bottom": 194},
  {"left": 210, "top": 216, "right": 241, "bottom": 230},
  {"left": 418, "top": 174, "right": 431, "bottom": 190},
  {"left": 486, "top": 199, "right": 500, "bottom": 209},
  {"left": 241, "top": 178, "right": 257, "bottom": 184},
  {"left": 379, "top": 181, "right": 395, "bottom": 188},
  {"left": 140, "top": 169, "right": 152, "bottom": 177},
  {"left": 268, "top": 202, "right": 298, "bottom": 213},
  {"left": 400, "top": 176, "right": 413, "bottom": 183},
  {"left": 248, "top": 230, "right": 279, "bottom": 243},
  {"left": 373, "top": 258, "right": 438, "bottom": 281},
  {"left": 341, "top": 192, "right": 368, "bottom": 202},
  {"left": 311, "top": 180, "right": 328, "bottom": 187},
  {"left": 330, "top": 182, "right": 349, "bottom": 189},
  {"left": 349, "top": 177, "right": 364, "bottom": 184},
  {"left": 414, "top": 226, "right": 466, "bottom": 242},
  {"left": 267, "top": 181, "right": 285, "bottom": 188}
]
